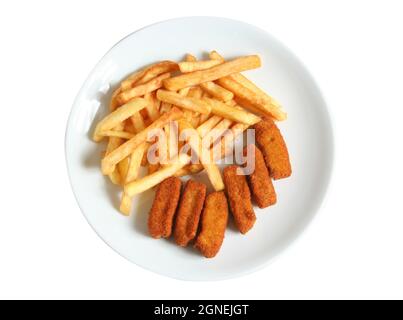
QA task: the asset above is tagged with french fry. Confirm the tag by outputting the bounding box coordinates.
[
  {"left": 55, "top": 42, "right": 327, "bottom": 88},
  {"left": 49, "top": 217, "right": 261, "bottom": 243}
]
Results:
[
  {"left": 179, "top": 59, "right": 222, "bottom": 73},
  {"left": 102, "top": 107, "right": 183, "bottom": 175},
  {"left": 119, "top": 193, "right": 132, "bottom": 216},
  {"left": 100, "top": 130, "right": 134, "bottom": 140},
  {"left": 210, "top": 51, "right": 285, "bottom": 119},
  {"left": 216, "top": 77, "right": 286, "bottom": 121},
  {"left": 93, "top": 98, "right": 148, "bottom": 142},
  {"left": 196, "top": 115, "right": 222, "bottom": 138},
  {"left": 110, "top": 87, "right": 122, "bottom": 111},
  {"left": 176, "top": 122, "right": 250, "bottom": 177},
  {"left": 144, "top": 92, "right": 160, "bottom": 121},
  {"left": 136, "top": 61, "right": 178, "bottom": 85},
  {"left": 203, "top": 97, "right": 261, "bottom": 125},
  {"left": 187, "top": 87, "right": 203, "bottom": 128},
  {"left": 156, "top": 89, "right": 211, "bottom": 114},
  {"left": 163, "top": 55, "right": 261, "bottom": 91},
  {"left": 209, "top": 50, "right": 225, "bottom": 62},
  {"left": 117, "top": 156, "right": 130, "bottom": 184},
  {"left": 117, "top": 72, "right": 170, "bottom": 105},
  {"left": 124, "top": 153, "right": 191, "bottom": 197},
  {"left": 199, "top": 81, "right": 234, "bottom": 102},
  {"left": 159, "top": 102, "right": 172, "bottom": 114},
  {"left": 178, "top": 119, "right": 224, "bottom": 191},
  {"left": 125, "top": 142, "right": 148, "bottom": 183},
  {"left": 178, "top": 54, "right": 197, "bottom": 97},
  {"left": 120, "top": 70, "right": 146, "bottom": 91},
  {"left": 130, "top": 111, "right": 147, "bottom": 133},
  {"left": 173, "top": 164, "right": 203, "bottom": 177},
  {"left": 230, "top": 73, "right": 282, "bottom": 108}
]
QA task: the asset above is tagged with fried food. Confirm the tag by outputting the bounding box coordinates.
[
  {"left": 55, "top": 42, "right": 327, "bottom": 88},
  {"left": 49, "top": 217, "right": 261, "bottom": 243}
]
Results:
[
  {"left": 253, "top": 118, "right": 292, "bottom": 180},
  {"left": 203, "top": 97, "right": 261, "bottom": 125},
  {"left": 178, "top": 59, "right": 222, "bottom": 73},
  {"left": 194, "top": 191, "right": 228, "bottom": 258},
  {"left": 157, "top": 89, "right": 211, "bottom": 114},
  {"left": 102, "top": 107, "right": 183, "bottom": 175},
  {"left": 124, "top": 153, "right": 190, "bottom": 197},
  {"left": 216, "top": 76, "right": 287, "bottom": 121},
  {"left": 163, "top": 55, "right": 261, "bottom": 91},
  {"left": 117, "top": 72, "right": 170, "bottom": 105},
  {"left": 174, "top": 180, "right": 207, "bottom": 247},
  {"left": 243, "top": 144, "right": 277, "bottom": 208},
  {"left": 148, "top": 177, "right": 182, "bottom": 239},
  {"left": 223, "top": 165, "right": 256, "bottom": 234},
  {"left": 93, "top": 97, "right": 148, "bottom": 142}
]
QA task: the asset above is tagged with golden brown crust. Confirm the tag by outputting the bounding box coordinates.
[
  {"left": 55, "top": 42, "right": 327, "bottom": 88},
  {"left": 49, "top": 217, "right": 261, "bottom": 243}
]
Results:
[
  {"left": 223, "top": 165, "right": 256, "bottom": 234},
  {"left": 253, "top": 118, "right": 292, "bottom": 180},
  {"left": 194, "top": 191, "right": 228, "bottom": 258},
  {"left": 148, "top": 177, "right": 182, "bottom": 239},
  {"left": 174, "top": 180, "right": 207, "bottom": 247},
  {"left": 243, "top": 145, "right": 277, "bottom": 208}
]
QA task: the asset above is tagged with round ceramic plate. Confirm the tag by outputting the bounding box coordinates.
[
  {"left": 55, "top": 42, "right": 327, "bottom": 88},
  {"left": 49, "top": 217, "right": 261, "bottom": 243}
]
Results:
[{"left": 66, "top": 17, "right": 334, "bottom": 281}]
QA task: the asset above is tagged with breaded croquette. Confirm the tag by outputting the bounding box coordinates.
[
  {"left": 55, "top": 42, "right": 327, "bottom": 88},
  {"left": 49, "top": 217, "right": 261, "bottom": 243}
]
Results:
[
  {"left": 253, "top": 118, "right": 292, "bottom": 180},
  {"left": 243, "top": 144, "right": 277, "bottom": 208},
  {"left": 195, "top": 191, "right": 229, "bottom": 258},
  {"left": 223, "top": 165, "right": 256, "bottom": 234},
  {"left": 174, "top": 180, "right": 207, "bottom": 247},
  {"left": 148, "top": 177, "right": 182, "bottom": 238}
]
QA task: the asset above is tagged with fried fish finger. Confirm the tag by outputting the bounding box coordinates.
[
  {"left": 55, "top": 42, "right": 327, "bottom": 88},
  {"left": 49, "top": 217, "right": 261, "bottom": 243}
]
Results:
[
  {"left": 243, "top": 144, "right": 277, "bottom": 208},
  {"left": 253, "top": 118, "right": 291, "bottom": 180},
  {"left": 223, "top": 165, "right": 256, "bottom": 234},
  {"left": 148, "top": 177, "right": 182, "bottom": 239},
  {"left": 174, "top": 180, "right": 207, "bottom": 247},
  {"left": 194, "top": 191, "right": 228, "bottom": 258}
]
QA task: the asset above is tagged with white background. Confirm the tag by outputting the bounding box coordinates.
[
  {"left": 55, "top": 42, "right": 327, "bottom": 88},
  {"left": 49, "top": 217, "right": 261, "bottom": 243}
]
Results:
[{"left": 1, "top": 0, "right": 402, "bottom": 300}]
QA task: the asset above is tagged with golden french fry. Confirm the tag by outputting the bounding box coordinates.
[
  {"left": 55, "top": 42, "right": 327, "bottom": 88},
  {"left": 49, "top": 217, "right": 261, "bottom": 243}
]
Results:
[
  {"left": 179, "top": 59, "right": 222, "bottom": 73},
  {"left": 163, "top": 55, "right": 261, "bottom": 91},
  {"left": 136, "top": 61, "right": 178, "bottom": 85},
  {"left": 130, "top": 111, "right": 147, "bottom": 133},
  {"left": 119, "top": 193, "right": 132, "bottom": 216},
  {"left": 190, "top": 114, "right": 200, "bottom": 128},
  {"left": 209, "top": 50, "right": 225, "bottom": 62},
  {"left": 102, "top": 107, "right": 183, "bottom": 175},
  {"left": 125, "top": 142, "right": 148, "bottom": 184},
  {"left": 178, "top": 119, "right": 224, "bottom": 191},
  {"left": 203, "top": 97, "right": 261, "bottom": 125},
  {"left": 178, "top": 54, "right": 197, "bottom": 97},
  {"left": 210, "top": 51, "right": 284, "bottom": 118},
  {"left": 144, "top": 92, "right": 160, "bottom": 121},
  {"left": 185, "top": 53, "right": 197, "bottom": 61},
  {"left": 173, "top": 164, "right": 202, "bottom": 177},
  {"left": 100, "top": 130, "right": 134, "bottom": 140},
  {"left": 178, "top": 122, "right": 251, "bottom": 177},
  {"left": 196, "top": 115, "right": 222, "bottom": 137},
  {"left": 93, "top": 98, "right": 148, "bottom": 142},
  {"left": 214, "top": 122, "right": 250, "bottom": 160},
  {"left": 117, "top": 72, "right": 170, "bottom": 105},
  {"left": 159, "top": 102, "right": 172, "bottom": 114},
  {"left": 199, "top": 81, "right": 234, "bottom": 102},
  {"left": 156, "top": 89, "right": 211, "bottom": 114},
  {"left": 105, "top": 122, "right": 124, "bottom": 185},
  {"left": 124, "top": 153, "right": 191, "bottom": 197},
  {"left": 216, "top": 77, "right": 286, "bottom": 121},
  {"left": 110, "top": 87, "right": 122, "bottom": 111},
  {"left": 117, "top": 156, "right": 130, "bottom": 184},
  {"left": 120, "top": 70, "right": 146, "bottom": 92}
]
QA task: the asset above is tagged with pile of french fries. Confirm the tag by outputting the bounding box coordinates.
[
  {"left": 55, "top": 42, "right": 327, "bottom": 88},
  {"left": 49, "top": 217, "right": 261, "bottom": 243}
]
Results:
[{"left": 93, "top": 51, "right": 286, "bottom": 215}]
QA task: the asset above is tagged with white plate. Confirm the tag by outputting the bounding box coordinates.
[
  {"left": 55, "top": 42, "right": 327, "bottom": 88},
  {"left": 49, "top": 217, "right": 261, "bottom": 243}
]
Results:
[{"left": 65, "top": 17, "right": 334, "bottom": 281}]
